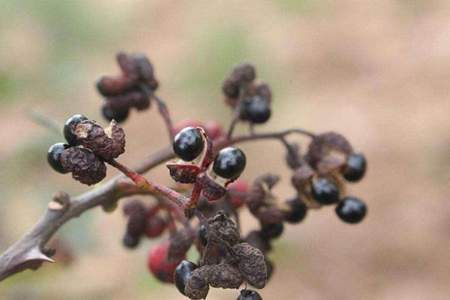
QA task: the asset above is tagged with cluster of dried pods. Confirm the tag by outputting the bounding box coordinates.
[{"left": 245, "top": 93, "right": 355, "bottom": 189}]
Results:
[{"left": 47, "top": 53, "right": 367, "bottom": 300}]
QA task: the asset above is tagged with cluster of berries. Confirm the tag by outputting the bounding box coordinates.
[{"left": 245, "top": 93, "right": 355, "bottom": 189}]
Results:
[
  {"left": 167, "top": 126, "right": 246, "bottom": 203},
  {"left": 222, "top": 64, "right": 272, "bottom": 125},
  {"left": 45, "top": 53, "right": 369, "bottom": 300},
  {"left": 47, "top": 114, "right": 125, "bottom": 185},
  {"left": 96, "top": 52, "right": 158, "bottom": 123},
  {"left": 289, "top": 132, "right": 368, "bottom": 223},
  {"left": 174, "top": 212, "right": 266, "bottom": 299}
]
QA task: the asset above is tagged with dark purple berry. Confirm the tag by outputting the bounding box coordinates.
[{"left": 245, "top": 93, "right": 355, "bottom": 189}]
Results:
[
  {"left": 240, "top": 96, "right": 271, "bottom": 124},
  {"left": 47, "top": 143, "right": 70, "bottom": 174},
  {"left": 213, "top": 147, "right": 246, "bottom": 180},
  {"left": 122, "top": 233, "right": 139, "bottom": 248},
  {"left": 237, "top": 289, "right": 263, "bottom": 300},
  {"left": 343, "top": 153, "right": 367, "bottom": 182},
  {"left": 174, "top": 260, "right": 198, "bottom": 296},
  {"left": 173, "top": 127, "right": 204, "bottom": 161},
  {"left": 284, "top": 198, "right": 307, "bottom": 224},
  {"left": 101, "top": 104, "right": 129, "bottom": 123},
  {"left": 63, "top": 114, "right": 88, "bottom": 146},
  {"left": 311, "top": 177, "right": 340, "bottom": 205},
  {"left": 261, "top": 222, "right": 284, "bottom": 239},
  {"left": 335, "top": 196, "right": 367, "bottom": 224}
]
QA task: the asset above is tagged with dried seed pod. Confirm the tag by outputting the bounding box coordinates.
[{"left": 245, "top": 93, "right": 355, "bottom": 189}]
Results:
[
  {"left": 197, "top": 172, "right": 227, "bottom": 201},
  {"left": 208, "top": 211, "right": 240, "bottom": 246},
  {"left": 75, "top": 120, "right": 125, "bottom": 161},
  {"left": 232, "top": 242, "right": 267, "bottom": 288},
  {"left": 96, "top": 75, "right": 135, "bottom": 97},
  {"left": 166, "top": 163, "right": 201, "bottom": 184},
  {"left": 206, "top": 263, "right": 243, "bottom": 289},
  {"left": 168, "top": 228, "right": 194, "bottom": 262},
  {"left": 231, "top": 63, "right": 256, "bottom": 84},
  {"left": 60, "top": 146, "right": 106, "bottom": 185},
  {"left": 185, "top": 267, "right": 210, "bottom": 299},
  {"left": 291, "top": 164, "right": 315, "bottom": 191},
  {"left": 125, "top": 205, "right": 147, "bottom": 238},
  {"left": 306, "top": 132, "right": 353, "bottom": 168}
]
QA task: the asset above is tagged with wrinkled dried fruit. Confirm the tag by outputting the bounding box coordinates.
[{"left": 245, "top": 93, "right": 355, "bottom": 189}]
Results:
[
  {"left": 185, "top": 267, "right": 210, "bottom": 299},
  {"left": 232, "top": 242, "right": 267, "bottom": 288},
  {"left": 75, "top": 120, "right": 125, "bottom": 161},
  {"left": 60, "top": 146, "right": 106, "bottom": 185},
  {"left": 306, "top": 132, "right": 353, "bottom": 168},
  {"left": 208, "top": 211, "right": 240, "bottom": 246}
]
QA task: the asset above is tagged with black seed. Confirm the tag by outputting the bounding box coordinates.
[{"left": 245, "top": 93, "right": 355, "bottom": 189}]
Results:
[
  {"left": 237, "top": 289, "right": 263, "bottom": 300},
  {"left": 343, "top": 153, "right": 367, "bottom": 182},
  {"left": 261, "top": 222, "right": 284, "bottom": 239},
  {"left": 213, "top": 147, "right": 246, "bottom": 180},
  {"left": 284, "top": 198, "right": 308, "bottom": 224},
  {"left": 101, "top": 104, "right": 129, "bottom": 123},
  {"left": 63, "top": 114, "right": 88, "bottom": 146},
  {"left": 47, "top": 143, "right": 70, "bottom": 174},
  {"left": 240, "top": 96, "right": 271, "bottom": 124},
  {"left": 311, "top": 177, "right": 340, "bottom": 205},
  {"left": 335, "top": 196, "right": 367, "bottom": 224},
  {"left": 174, "top": 260, "right": 198, "bottom": 296},
  {"left": 173, "top": 127, "right": 204, "bottom": 161}
]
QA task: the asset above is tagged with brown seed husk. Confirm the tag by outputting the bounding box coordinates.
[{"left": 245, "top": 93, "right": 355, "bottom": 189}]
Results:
[
  {"left": 232, "top": 242, "right": 267, "bottom": 288},
  {"left": 60, "top": 147, "right": 106, "bottom": 185},
  {"left": 75, "top": 120, "right": 125, "bottom": 161}
]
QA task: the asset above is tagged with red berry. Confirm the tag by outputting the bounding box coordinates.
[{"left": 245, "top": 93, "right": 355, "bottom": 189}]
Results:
[
  {"left": 145, "top": 215, "right": 167, "bottom": 238},
  {"left": 203, "top": 121, "right": 224, "bottom": 140},
  {"left": 148, "top": 241, "right": 184, "bottom": 283},
  {"left": 227, "top": 179, "right": 248, "bottom": 208}
]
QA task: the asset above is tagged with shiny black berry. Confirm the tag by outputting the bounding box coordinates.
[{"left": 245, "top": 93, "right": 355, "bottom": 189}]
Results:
[
  {"left": 261, "top": 222, "right": 284, "bottom": 239},
  {"left": 343, "top": 153, "right": 367, "bottom": 182},
  {"left": 237, "top": 289, "right": 263, "bottom": 300},
  {"left": 240, "top": 96, "right": 271, "bottom": 124},
  {"left": 335, "top": 196, "right": 367, "bottom": 224},
  {"left": 101, "top": 104, "right": 129, "bottom": 123},
  {"left": 213, "top": 147, "right": 246, "bottom": 180},
  {"left": 63, "top": 114, "right": 88, "bottom": 146},
  {"left": 173, "top": 127, "right": 204, "bottom": 161},
  {"left": 311, "top": 177, "right": 340, "bottom": 205},
  {"left": 284, "top": 198, "right": 308, "bottom": 224},
  {"left": 198, "top": 224, "right": 208, "bottom": 246},
  {"left": 122, "top": 233, "right": 140, "bottom": 248},
  {"left": 47, "top": 143, "right": 70, "bottom": 174},
  {"left": 174, "top": 260, "right": 198, "bottom": 296}
]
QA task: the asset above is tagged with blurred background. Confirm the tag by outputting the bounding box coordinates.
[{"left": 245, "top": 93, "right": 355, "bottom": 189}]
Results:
[{"left": 0, "top": 0, "right": 449, "bottom": 299}]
